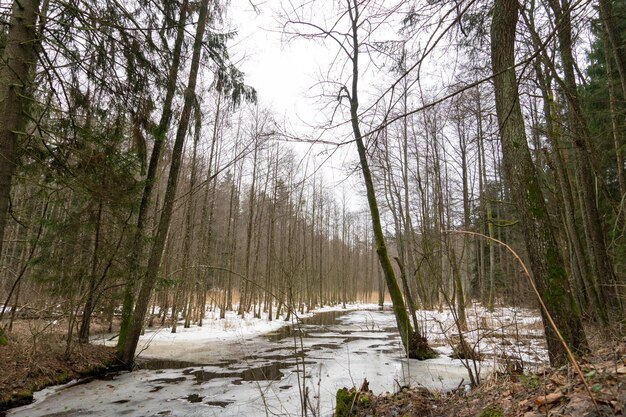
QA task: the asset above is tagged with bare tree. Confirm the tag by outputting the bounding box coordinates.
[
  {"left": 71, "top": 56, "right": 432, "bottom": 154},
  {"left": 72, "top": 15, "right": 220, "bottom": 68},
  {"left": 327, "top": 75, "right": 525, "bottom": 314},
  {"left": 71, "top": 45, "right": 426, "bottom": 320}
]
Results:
[{"left": 285, "top": 0, "right": 436, "bottom": 359}]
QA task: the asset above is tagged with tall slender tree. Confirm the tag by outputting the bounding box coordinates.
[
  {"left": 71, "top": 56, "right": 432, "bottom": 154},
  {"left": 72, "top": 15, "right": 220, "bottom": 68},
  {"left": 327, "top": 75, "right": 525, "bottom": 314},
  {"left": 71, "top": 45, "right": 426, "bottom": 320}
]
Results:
[{"left": 120, "top": 0, "right": 212, "bottom": 366}]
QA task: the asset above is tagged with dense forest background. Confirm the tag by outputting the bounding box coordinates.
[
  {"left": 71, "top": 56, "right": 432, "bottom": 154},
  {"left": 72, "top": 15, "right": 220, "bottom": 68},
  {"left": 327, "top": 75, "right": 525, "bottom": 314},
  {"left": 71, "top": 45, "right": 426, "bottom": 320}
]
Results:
[{"left": 0, "top": 0, "right": 624, "bottom": 366}]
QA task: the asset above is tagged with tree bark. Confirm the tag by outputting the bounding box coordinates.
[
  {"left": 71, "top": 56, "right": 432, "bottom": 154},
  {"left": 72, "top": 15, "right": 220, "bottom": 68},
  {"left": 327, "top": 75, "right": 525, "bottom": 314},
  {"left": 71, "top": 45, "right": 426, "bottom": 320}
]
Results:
[
  {"left": 490, "top": 0, "right": 588, "bottom": 365},
  {"left": 0, "top": 0, "right": 41, "bottom": 259},
  {"left": 120, "top": 0, "right": 211, "bottom": 366}
]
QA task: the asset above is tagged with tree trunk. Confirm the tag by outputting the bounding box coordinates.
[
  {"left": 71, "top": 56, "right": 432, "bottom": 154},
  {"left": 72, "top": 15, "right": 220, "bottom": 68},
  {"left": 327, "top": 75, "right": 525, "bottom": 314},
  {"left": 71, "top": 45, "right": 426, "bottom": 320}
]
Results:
[
  {"left": 78, "top": 201, "right": 103, "bottom": 343},
  {"left": 181, "top": 103, "right": 201, "bottom": 329},
  {"left": 0, "top": 0, "right": 41, "bottom": 259},
  {"left": 117, "top": 0, "right": 189, "bottom": 356},
  {"left": 490, "top": 0, "right": 588, "bottom": 366},
  {"left": 120, "top": 0, "right": 211, "bottom": 366},
  {"left": 346, "top": 0, "right": 434, "bottom": 359},
  {"left": 597, "top": 0, "right": 626, "bottom": 98},
  {"left": 239, "top": 135, "right": 259, "bottom": 316},
  {"left": 522, "top": 11, "right": 607, "bottom": 321},
  {"left": 603, "top": 36, "right": 626, "bottom": 198},
  {"left": 547, "top": 0, "right": 621, "bottom": 318}
]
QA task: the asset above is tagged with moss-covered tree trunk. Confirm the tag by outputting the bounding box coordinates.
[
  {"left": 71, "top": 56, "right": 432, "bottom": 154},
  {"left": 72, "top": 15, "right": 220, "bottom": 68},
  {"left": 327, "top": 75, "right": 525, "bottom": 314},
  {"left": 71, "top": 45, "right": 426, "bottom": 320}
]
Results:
[
  {"left": 547, "top": 0, "right": 621, "bottom": 319},
  {"left": 490, "top": 0, "right": 588, "bottom": 366},
  {"left": 346, "top": 0, "right": 434, "bottom": 360}
]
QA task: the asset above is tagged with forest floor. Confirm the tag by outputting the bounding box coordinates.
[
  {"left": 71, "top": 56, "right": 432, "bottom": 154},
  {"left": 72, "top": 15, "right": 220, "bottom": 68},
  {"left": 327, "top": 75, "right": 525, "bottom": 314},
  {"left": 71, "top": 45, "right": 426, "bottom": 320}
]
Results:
[
  {"left": 0, "top": 319, "right": 118, "bottom": 411},
  {"left": 348, "top": 331, "right": 626, "bottom": 416}
]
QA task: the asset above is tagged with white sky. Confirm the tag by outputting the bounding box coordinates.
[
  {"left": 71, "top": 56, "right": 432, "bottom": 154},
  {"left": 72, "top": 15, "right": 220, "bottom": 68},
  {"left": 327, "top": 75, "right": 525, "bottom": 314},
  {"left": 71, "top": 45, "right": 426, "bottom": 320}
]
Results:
[
  {"left": 227, "top": 0, "right": 368, "bottom": 209},
  {"left": 228, "top": 1, "right": 328, "bottom": 129},
  {"left": 224, "top": 0, "right": 465, "bottom": 214}
]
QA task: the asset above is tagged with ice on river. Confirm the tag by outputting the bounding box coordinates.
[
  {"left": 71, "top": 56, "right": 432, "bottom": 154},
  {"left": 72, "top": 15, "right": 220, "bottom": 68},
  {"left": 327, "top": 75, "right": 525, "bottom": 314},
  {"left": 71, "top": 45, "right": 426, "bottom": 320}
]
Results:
[{"left": 7, "top": 304, "right": 546, "bottom": 417}]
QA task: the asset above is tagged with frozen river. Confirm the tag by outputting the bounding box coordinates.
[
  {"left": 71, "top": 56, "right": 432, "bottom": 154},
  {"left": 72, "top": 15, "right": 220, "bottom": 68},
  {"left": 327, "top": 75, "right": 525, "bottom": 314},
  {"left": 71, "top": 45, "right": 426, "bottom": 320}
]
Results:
[{"left": 8, "top": 308, "right": 485, "bottom": 417}]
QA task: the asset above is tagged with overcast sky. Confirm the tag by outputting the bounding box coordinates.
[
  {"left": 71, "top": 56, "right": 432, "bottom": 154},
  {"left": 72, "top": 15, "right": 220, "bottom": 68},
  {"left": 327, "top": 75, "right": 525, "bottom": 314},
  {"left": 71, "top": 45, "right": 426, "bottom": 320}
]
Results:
[
  {"left": 224, "top": 0, "right": 461, "bottom": 212},
  {"left": 228, "top": 2, "right": 322, "bottom": 126},
  {"left": 226, "top": 0, "right": 367, "bottom": 208}
]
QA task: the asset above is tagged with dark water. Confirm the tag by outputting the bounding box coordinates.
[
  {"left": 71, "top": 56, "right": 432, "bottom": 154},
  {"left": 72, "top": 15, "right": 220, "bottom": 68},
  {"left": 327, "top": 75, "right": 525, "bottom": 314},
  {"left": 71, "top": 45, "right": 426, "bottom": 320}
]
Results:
[
  {"left": 301, "top": 309, "right": 349, "bottom": 325},
  {"left": 265, "top": 309, "right": 351, "bottom": 341},
  {"left": 136, "top": 358, "right": 237, "bottom": 370}
]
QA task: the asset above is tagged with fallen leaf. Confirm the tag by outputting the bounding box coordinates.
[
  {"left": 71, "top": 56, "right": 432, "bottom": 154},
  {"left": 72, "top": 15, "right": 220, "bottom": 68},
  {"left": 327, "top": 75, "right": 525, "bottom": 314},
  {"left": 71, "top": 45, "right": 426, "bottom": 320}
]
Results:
[
  {"left": 535, "top": 392, "right": 562, "bottom": 406},
  {"left": 563, "top": 394, "right": 595, "bottom": 416},
  {"left": 550, "top": 374, "right": 566, "bottom": 386}
]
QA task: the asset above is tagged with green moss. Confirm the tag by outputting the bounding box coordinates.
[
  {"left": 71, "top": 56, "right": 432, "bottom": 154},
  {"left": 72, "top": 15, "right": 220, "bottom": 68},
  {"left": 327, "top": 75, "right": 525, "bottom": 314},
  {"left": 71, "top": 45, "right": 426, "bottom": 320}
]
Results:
[
  {"left": 0, "top": 328, "right": 7, "bottom": 345},
  {"left": 358, "top": 393, "right": 371, "bottom": 407},
  {"left": 78, "top": 360, "right": 118, "bottom": 379},
  {"left": 335, "top": 388, "right": 357, "bottom": 417},
  {"left": 479, "top": 405, "right": 503, "bottom": 417},
  {"left": 410, "top": 346, "right": 438, "bottom": 360},
  {"left": 519, "top": 374, "right": 541, "bottom": 389},
  {"left": 408, "top": 332, "right": 439, "bottom": 360},
  {"left": 0, "top": 390, "right": 34, "bottom": 409},
  {"left": 56, "top": 372, "right": 72, "bottom": 383},
  {"left": 15, "top": 390, "right": 33, "bottom": 403}
]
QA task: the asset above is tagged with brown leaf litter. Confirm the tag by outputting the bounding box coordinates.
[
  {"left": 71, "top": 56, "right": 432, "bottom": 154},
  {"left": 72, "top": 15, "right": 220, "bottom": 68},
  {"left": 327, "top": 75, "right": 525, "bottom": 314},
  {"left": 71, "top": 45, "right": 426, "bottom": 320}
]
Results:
[{"left": 352, "top": 340, "right": 626, "bottom": 416}]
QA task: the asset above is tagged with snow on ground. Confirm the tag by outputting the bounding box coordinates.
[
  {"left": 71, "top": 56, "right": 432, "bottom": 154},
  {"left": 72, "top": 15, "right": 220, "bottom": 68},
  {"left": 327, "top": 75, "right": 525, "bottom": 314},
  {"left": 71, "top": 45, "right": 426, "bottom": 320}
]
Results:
[
  {"left": 91, "top": 301, "right": 546, "bottom": 371},
  {"left": 10, "top": 303, "right": 548, "bottom": 417},
  {"left": 91, "top": 303, "right": 377, "bottom": 362},
  {"left": 413, "top": 303, "right": 549, "bottom": 369}
]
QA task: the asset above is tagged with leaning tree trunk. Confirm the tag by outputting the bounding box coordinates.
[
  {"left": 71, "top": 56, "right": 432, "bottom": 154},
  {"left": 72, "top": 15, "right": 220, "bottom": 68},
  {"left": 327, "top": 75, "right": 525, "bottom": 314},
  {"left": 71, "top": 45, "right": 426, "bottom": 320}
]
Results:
[
  {"left": 117, "top": 0, "right": 189, "bottom": 357},
  {"left": 120, "top": 0, "right": 211, "bottom": 366},
  {"left": 0, "top": 0, "right": 40, "bottom": 260},
  {"left": 346, "top": 0, "right": 435, "bottom": 359},
  {"left": 490, "top": 0, "right": 588, "bottom": 366}
]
